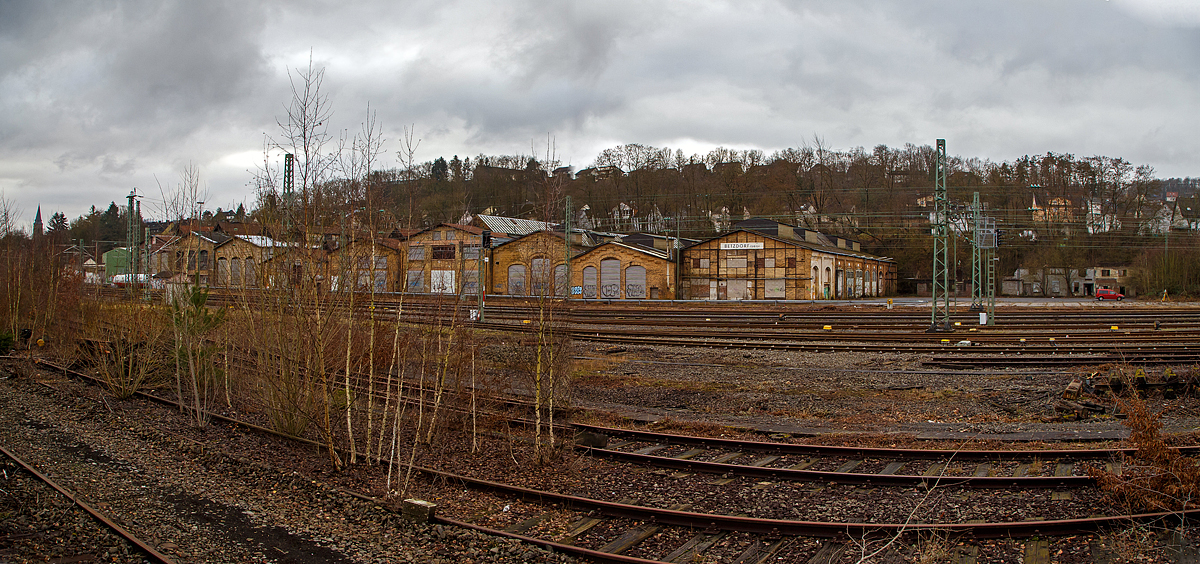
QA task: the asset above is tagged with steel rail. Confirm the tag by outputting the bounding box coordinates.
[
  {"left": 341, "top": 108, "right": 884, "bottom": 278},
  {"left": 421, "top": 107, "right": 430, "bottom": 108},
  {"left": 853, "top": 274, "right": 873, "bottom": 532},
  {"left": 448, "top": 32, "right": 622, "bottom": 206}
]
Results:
[
  {"left": 0, "top": 444, "right": 177, "bottom": 564},
  {"left": 415, "top": 459, "right": 1197, "bottom": 540},
  {"left": 572, "top": 422, "right": 1200, "bottom": 460},
  {"left": 583, "top": 447, "right": 1094, "bottom": 488},
  {"left": 561, "top": 332, "right": 1200, "bottom": 360}
]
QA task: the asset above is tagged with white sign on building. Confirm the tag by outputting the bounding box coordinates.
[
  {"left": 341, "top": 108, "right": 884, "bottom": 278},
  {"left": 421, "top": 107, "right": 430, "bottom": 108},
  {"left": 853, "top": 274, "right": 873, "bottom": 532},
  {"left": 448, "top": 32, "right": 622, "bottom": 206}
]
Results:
[{"left": 719, "top": 242, "right": 765, "bottom": 250}]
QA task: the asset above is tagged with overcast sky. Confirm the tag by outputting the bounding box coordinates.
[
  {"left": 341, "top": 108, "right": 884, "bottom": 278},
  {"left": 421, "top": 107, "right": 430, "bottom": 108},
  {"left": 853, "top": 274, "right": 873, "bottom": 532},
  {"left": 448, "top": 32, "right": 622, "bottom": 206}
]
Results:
[{"left": 1, "top": 0, "right": 1198, "bottom": 228}]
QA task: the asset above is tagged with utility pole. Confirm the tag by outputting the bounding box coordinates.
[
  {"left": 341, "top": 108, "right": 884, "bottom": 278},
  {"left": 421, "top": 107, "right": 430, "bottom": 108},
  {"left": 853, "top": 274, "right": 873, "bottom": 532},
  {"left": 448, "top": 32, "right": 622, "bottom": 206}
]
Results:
[
  {"left": 564, "top": 195, "right": 572, "bottom": 300},
  {"left": 929, "top": 139, "right": 952, "bottom": 332},
  {"left": 970, "top": 192, "right": 998, "bottom": 326},
  {"left": 970, "top": 192, "right": 983, "bottom": 311},
  {"left": 478, "top": 230, "right": 490, "bottom": 322},
  {"left": 126, "top": 190, "right": 136, "bottom": 298}
]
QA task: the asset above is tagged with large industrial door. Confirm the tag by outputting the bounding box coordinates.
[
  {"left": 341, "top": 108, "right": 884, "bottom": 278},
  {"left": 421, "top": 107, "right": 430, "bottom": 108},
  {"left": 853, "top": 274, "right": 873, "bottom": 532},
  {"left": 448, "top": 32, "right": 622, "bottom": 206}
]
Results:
[
  {"left": 583, "top": 266, "right": 597, "bottom": 298},
  {"left": 599, "top": 259, "right": 621, "bottom": 299},
  {"left": 625, "top": 266, "right": 646, "bottom": 299}
]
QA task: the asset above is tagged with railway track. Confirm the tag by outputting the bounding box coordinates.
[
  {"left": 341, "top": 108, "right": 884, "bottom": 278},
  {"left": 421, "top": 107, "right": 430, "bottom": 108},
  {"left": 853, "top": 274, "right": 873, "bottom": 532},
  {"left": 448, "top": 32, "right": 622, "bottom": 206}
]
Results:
[
  {"left": 573, "top": 423, "right": 1117, "bottom": 489},
  {"left": 113, "top": 284, "right": 1200, "bottom": 332},
  {"left": 0, "top": 442, "right": 176, "bottom": 563},
  {"left": 89, "top": 287, "right": 1200, "bottom": 368},
  {"left": 27, "top": 356, "right": 1200, "bottom": 562}
]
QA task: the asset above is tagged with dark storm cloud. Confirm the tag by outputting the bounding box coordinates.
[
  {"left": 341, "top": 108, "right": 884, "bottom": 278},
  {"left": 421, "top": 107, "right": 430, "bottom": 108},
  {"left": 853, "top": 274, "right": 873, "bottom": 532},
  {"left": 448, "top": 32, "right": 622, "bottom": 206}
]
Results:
[{"left": 2, "top": 0, "right": 1198, "bottom": 227}]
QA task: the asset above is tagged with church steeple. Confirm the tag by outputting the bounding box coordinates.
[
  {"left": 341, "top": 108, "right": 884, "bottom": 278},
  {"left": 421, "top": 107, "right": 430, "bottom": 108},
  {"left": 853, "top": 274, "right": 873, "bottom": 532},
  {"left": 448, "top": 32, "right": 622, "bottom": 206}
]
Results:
[{"left": 33, "top": 206, "right": 43, "bottom": 239}]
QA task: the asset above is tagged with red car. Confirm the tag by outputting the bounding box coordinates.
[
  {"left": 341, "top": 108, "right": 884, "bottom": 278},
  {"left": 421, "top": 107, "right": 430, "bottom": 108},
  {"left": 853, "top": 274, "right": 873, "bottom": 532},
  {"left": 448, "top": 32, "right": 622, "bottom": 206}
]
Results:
[{"left": 1096, "top": 289, "right": 1124, "bottom": 301}]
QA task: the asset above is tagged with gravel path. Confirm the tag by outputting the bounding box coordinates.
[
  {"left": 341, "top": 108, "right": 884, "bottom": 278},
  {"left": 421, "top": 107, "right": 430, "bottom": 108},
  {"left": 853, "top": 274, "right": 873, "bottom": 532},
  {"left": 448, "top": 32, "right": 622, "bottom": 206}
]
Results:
[{"left": 0, "top": 360, "right": 574, "bottom": 564}]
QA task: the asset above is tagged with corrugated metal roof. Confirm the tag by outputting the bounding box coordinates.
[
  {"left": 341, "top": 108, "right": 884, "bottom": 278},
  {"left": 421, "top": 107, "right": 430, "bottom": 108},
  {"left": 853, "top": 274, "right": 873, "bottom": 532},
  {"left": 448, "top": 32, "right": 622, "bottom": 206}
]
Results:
[{"left": 474, "top": 214, "right": 557, "bottom": 236}]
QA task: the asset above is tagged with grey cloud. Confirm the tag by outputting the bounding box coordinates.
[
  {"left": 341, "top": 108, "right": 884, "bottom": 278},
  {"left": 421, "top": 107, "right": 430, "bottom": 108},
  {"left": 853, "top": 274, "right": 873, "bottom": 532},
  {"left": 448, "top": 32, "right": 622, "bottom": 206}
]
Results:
[{"left": 3, "top": 0, "right": 1199, "bottom": 225}]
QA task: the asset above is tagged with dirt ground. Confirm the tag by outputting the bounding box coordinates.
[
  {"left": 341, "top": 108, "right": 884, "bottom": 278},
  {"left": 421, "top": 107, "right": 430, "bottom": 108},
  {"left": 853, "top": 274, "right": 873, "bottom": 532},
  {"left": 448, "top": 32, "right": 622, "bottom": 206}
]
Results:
[{"left": 569, "top": 343, "right": 1200, "bottom": 443}]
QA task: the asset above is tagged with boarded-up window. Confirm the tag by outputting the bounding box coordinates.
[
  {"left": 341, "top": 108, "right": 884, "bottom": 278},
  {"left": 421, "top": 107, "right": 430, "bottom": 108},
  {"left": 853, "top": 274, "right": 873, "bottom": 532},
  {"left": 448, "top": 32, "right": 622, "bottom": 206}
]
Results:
[
  {"left": 406, "top": 270, "right": 425, "bottom": 292},
  {"left": 188, "top": 250, "right": 196, "bottom": 271},
  {"left": 727, "top": 257, "right": 746, "bottom": 268},
  {"left": 583, "top": 266, "right": 597, "bottom": 298},
  {"left": 755, "top": 258, "right": 765, "bottom": 268},
  {"left": 765, "top": 279, "right": 785, "bottom": 299},
  {"left": 787, "top": 257, "right": 797, "bottom": 268},
  {"left": 431, "top": 231, "right": 442, "bottom": 241},
  {"left": 432, "top": 270, "right": 455, "bottom": 293},
  {"left": 700, "top": 258, "right": 710, "bottom": 269},
  {"left": 446, "top": 231, "right": 457, "bottom": 240},
  {"left": 727, "top": 279, "right": 750, "bottom": 300},
  {"left": 507, "top": 264, "right": 526, "bottom": 295},
  {"left": 432, "top": 245, "right": 455, "bottom": 259},
  {"left": 765, "top": 258, "right": 775, "bottom": 268},
  {"left": 531, "top": 258, "right": 551, "bottom": 296},
  {"left": 216, "top": 257, "right": 227, "bottom": 285},
  {"left": 463, "top": 245, "right": 481, "bottom": 260},
  {"left": 599, "top": 258, "right": 621, "bottom": 299},
  {"left": 625, "top": 266, "right": 646, "bottom": 299},
  {"left": 692, "top": 258, "right": 701, "bottom": 268},
  {"left": 690, "top": 279, "right": 710, "bottom": 298},
  {"left": 554, "top": 264, "right": 568, "bottom": 296},
  {"left": 408, "top": 246, "right": 425, "bottom": 260},
  {"left": 231, "top": 258, "right": 242, "bottom": 287},
  {"left": 463, "top": 270, "right": 479, "bottom": 293},
  {"left": 245, "top": 258, "right": 256, "bottom": 287},
  {"left": 198, "top": 250, "right": 209, "bottom": 271}
]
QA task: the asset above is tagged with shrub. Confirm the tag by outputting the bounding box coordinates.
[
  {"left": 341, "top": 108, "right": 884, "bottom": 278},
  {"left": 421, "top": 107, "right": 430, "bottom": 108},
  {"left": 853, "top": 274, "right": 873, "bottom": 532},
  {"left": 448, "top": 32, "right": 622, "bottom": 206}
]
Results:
[{"left": 1090, "top": 396, "right": 1200, "bottom": 512}]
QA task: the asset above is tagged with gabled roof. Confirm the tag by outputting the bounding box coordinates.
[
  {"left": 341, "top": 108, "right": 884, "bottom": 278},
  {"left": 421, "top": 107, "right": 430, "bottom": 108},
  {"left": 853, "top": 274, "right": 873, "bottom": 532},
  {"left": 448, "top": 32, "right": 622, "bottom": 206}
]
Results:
[
  {"left": 491, "top": 229, "right": 589, "bottom": 254},
  {"left": 326, "top": 237, "right": 404, "bottom": 253},
  {"left": 575, "top": 241, "right": 671, "bottom": 261},
  {"left": 389, "top": 227, "right": 422, "bottom": 240},
  {"left": 473, "top": 214, "right": 558, "bottom": 237},
  {"left": 407, "top": 222, "right": 485, "bottom": 240},
  {"left": 214, "top": 221, "right": 266, "bottom": 236},
  {"left": 194, "top": 231, "right": 232, "bottom": 246}
]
